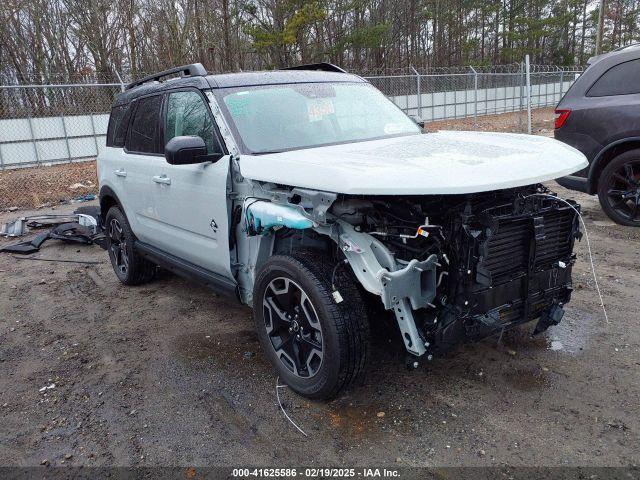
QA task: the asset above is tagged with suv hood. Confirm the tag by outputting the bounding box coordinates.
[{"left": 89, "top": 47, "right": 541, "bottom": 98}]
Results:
[{"left": 239, "top": 131, "right": 588, "bottom": 195}]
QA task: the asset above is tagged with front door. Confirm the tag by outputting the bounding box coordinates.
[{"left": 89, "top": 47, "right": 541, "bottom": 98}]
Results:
[{"left": 145, "top": 89, "right": 232, "bottom": 279}]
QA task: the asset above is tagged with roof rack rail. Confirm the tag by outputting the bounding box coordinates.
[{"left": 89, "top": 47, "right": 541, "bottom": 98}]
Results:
[
  {"left": 126, "top": 63, "right": 208, "bottom": 90},
  {"left": 283, "top": 62, "right": 347, "bottom": 73}
]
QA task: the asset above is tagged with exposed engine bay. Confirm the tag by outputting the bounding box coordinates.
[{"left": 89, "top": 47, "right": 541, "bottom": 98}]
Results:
[
  {"left": 329, "top": 185, "right": 580, "bottom": 356},
  {"left": 240, "top": 183, "right": 581, "bottom": 360}
]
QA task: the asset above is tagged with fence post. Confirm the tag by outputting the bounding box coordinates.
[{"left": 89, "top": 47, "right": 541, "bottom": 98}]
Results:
[
  {"left": 525, "top": 55, "right": 532, "bottom": 135},
  {"left": 559, "top": 68, "right": 564, "bottom": 101},
  {"left": 410, "top": 66, "right": 422, "bottom": 119},
  {"left": 469, "top": 66, "right": 478, "bottom": 128},
  {"left": 26, "top": 101, "right": 41, "bottom": 166},
  {"left": 89, "top": 113, "right": 100, "bottom": 159},
  {"left": 114, "top": 69, "right": 126, "bottom": 93},
  {"left": 60, "top": 109, "right": 72, "bottom": 162}
]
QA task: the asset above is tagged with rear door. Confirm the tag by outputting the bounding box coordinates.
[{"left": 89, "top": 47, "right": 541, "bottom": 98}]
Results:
[
  {"left": 146, "top": 88, "right": 233, "bottom": 279},
  {"left": 100, "top": 102, "right": 134, "bottom": 211},
  {"left": 121, "top": 94, "right": 165, "bottom": 242}
]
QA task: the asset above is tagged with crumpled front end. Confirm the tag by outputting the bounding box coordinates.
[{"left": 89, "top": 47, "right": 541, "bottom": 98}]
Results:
[
  {"left": 327, "top": 185, "right": 581, "bottom": 358},
  {"left": 237, "top": 182, "right": 581, "bottom": 361}
]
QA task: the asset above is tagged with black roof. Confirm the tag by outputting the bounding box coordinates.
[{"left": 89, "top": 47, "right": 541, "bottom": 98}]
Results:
[{"left": 114, "top": 65, "right": 365, "bottom": 106}]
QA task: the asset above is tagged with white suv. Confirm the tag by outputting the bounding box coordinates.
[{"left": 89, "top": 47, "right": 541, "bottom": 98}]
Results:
[{"left": 98, "top": 63, "right": 587, "bottom": 399}]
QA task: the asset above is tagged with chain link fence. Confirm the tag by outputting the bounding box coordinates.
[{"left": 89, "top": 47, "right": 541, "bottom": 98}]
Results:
[
  {"left": 365, "top": 64, "right": 583, "bottom": 124},
  {"left": 0, "top": 63, "right": 584, "bottom": 211}
]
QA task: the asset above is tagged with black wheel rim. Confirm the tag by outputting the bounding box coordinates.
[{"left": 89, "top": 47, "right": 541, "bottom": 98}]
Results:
[
  {"left": 108, "top": 218, "right": 129, "bottom": 275},
  {"left": 605, "top": 160, "right": 640, "bottom": 222},
  {"left": 262, "top": 277, "right": 323, "bottom": 378}
]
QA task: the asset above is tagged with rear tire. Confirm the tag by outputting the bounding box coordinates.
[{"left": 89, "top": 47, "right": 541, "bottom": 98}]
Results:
[
  {"left": 597, "top": 150, "right": 640, "bottom": 226},
  {"left": 253, "top": 251, "right": 369, "bottom": 400},
  {"left": 105, "top": 206, "right": 156, "bottom": 285}
]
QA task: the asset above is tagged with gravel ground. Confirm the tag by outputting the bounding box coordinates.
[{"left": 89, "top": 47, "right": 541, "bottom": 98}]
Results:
[{"left": 1, "top": 119, "right": 638, "bottom": 468}]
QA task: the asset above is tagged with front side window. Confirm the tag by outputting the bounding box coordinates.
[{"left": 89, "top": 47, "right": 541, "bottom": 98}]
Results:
[
  {"left": 164, "top": 90, "right": 219, "bottom": 154},
  {"left": 217, "top": 82, "right": 420, "bottom": 154},
  {"left": 127, "top": 95, "right": 162, "bottom": 154},
  {"left": 587, "top": 59, "right": 640, "bottom": 97}
]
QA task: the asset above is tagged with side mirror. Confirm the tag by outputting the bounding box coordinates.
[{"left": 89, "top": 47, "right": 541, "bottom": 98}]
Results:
[
  {"left": 165, "top": 136, "right": 220, "bottom": 165},
  {"left": 411, "top": 116, "right": 426, "bottom": 130}
]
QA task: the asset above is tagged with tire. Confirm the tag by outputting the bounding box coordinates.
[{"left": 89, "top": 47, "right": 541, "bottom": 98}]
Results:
[
  {"left": 104, "top": 206, "right": 156, "bottom": 285},
  {"left": 253, "top": 251, "right": 369, "bottom": 400},
  {"left": 597, "top": 149, "right": 640, "bottom": 226}
]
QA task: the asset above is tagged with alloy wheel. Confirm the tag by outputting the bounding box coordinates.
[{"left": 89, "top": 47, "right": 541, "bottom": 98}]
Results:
[
  {"left": 604, "top": 160, "right": 640, "bottom": 223},
  {"left": 108, "top": 218, "right": 129, "bottom": 275},
  {"left": 262, "top": 277, "right": 323, "bottom": 378}
]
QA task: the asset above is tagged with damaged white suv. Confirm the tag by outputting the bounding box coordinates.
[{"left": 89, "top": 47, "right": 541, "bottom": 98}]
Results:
[{"left": 98, "top": 63, "right": 587, "bottom": 399}]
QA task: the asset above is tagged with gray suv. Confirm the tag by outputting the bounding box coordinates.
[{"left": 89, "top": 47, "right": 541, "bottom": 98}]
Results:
[{"left": 555, "top": 44, "right": 640, "bottom": 226}]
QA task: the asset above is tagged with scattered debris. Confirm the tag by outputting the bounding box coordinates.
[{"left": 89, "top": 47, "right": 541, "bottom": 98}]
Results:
[
  {"left": 607, "top": 421, "right": 629, "bottom": 431},
  {"left": 0, "top": 222, "right": 104, "bottom": 255},
  {"left": 71, "top": 193, "right": 96, "bottom": 203},
  {"left": 68, "top": 181, "right": 95, "bottom": 190},
  {"left": 243, "top": 351, "right": 254, "bottom": 359},
  {"left": 39, "top": 383, "right": 56, "bottom": 392},
  {"left": 1, "top": 210, "right": 99, "bottom": 238},
  {"left": 376, "top": 411, "right": 386, "bottom": 418}
]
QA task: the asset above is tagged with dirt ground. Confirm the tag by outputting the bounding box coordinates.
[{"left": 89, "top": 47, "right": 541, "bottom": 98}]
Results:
[
  {"left": 426, "top": 107, "right": 556, "bottom": 136},
  {"left": 1, "top": 115, "right": 638, "bottom": 469},
  {"left": 0, "top": 161, "right": 98, "bottom": 211},
  {"left": 1, "top": 188, "right": 638, "bottom": 469}
]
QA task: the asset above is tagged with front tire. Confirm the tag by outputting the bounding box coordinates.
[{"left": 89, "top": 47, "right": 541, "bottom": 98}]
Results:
[
  {"left": 597, "top": 150, "right": 640, "bottom": 226},
  {"left": 253, "top": 252, "right": 369, "bottom": 399},
  {"left": 105, "top": 206, "right": 156, "bottom": 285}
]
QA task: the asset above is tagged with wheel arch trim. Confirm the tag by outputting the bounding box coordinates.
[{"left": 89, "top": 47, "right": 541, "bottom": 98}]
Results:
[
  {"left": 589, "top": 137, "right": 640, "bottom": 193},
  {"left": 99, "top": 185, "right": 125, "bottom": 221}
]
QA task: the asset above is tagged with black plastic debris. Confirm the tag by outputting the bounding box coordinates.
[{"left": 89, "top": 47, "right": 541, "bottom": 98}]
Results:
[
  {"left": 0, "top": 206, "right": 106, "bottom": 255},
  {"left": 0, "top": 222, "right": 106, "bottom": 255}
]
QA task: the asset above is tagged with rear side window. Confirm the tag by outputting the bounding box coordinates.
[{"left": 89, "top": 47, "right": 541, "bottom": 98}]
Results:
[
  {"left": 106, "top": 104, "right": 132, "bottom": 147},
  {"left": 587, "top": 59, "right": 640, "bottom": 97},
  {"left": 126, "top": 95, "right": 163, "bottom": 154}
]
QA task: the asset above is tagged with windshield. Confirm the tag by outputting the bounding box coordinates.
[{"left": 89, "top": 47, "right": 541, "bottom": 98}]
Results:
[{"left": 217, "top": 82, "right": 420, "bottom": 154}]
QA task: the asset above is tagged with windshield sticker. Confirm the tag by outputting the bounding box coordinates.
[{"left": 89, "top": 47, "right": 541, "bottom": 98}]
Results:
[
  {"left": 226, "top": 95, "right": 250, "bottom": 117},
  {"left": 308, "top": 98, "right": 335, "bottom": 122}
]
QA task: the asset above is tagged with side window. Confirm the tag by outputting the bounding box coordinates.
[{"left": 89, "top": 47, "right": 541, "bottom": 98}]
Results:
[
  {"left": 587, "top": 59, "right": 640, "bottom": 97},
  {"left": 106, "top": 104, "right": 132, "bottom": 147},
  {"left": 127, "top": 95, "right": 163, "bottom": 154},
  {"left": 165, "top": 91, "right": 220, "bottom": 154}
]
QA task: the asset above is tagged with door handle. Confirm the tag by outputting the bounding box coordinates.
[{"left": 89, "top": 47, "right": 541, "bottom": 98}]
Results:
[
  {"left": 153, "top": 174, "right": 171, "bottom": 185},
  {"left": 114, "top": 168, "right": 127, "bottom": 177}
]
